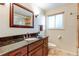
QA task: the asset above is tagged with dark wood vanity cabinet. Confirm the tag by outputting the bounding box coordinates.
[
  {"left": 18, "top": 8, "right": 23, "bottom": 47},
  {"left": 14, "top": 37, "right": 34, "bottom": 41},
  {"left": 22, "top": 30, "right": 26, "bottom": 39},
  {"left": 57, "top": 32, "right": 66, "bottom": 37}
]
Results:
[
  {"left": 3, "top": 37, "right": 48, "bottom": 56},
  {"left": 28, "top": 37, "right": 48, "bottom": 56}
]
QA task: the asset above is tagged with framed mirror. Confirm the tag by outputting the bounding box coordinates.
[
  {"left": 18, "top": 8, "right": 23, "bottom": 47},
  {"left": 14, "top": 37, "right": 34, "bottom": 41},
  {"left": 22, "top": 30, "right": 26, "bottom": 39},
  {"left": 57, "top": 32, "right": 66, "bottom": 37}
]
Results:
[{"left": 10, "top": 3, "right": 34, "bottom": 28}]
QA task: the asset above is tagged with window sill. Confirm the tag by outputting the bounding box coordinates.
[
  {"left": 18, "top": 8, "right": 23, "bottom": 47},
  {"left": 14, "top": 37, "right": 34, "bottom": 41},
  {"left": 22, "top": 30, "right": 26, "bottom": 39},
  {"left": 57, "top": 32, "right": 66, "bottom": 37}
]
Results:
[{"left": 47, "top": 29, "right": 64, "bottom": 30}]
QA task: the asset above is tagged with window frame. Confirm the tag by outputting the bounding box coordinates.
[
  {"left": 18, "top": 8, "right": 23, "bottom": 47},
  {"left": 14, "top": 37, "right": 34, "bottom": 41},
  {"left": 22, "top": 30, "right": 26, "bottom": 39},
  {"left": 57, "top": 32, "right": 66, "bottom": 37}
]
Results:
[{"left": 47, "top": 12, "right": 64, "bottom": 30}]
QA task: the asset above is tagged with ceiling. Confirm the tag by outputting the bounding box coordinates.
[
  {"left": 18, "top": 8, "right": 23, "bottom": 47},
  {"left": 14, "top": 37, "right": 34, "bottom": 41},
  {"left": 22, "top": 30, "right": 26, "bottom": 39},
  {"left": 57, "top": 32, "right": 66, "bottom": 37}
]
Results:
[{"left": 32, "top": 3, "right": 66, "bottom": 11}]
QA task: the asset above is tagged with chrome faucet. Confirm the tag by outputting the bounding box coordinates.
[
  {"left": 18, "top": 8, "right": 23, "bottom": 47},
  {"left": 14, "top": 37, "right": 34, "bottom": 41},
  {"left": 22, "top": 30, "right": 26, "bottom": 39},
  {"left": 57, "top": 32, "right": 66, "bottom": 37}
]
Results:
[
  {"left": 23, "top": 33, "right": 28, "bottom": 39},
  {"left": 24, "top": 33, "right": 31, "bottom": 39}
]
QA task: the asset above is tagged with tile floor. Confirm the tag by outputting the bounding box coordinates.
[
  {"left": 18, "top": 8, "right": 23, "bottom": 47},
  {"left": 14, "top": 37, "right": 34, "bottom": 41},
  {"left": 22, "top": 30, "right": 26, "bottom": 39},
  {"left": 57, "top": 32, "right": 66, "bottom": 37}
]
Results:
[{"left": 48, "top": 48, "right": 74, "bottom": 56}]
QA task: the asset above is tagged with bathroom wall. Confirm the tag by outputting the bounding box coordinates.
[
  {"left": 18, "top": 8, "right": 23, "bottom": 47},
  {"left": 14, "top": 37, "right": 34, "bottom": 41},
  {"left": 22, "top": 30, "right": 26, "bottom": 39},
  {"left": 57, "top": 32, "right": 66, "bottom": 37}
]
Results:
[
  {"left": 0, "top": 3, "right": 45, "bottom": 37},
  {"left": 45, "top": 3, "right": 78, "bottom": 55}
]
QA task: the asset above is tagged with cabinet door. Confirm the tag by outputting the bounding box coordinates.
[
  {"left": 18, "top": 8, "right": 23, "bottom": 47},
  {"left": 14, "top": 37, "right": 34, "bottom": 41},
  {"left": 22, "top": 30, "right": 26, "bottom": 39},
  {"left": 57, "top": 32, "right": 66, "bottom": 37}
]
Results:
[
  {"left": 21, "top": 46, "right": 28, "bottom": 56},
  {"left": 29, "top": 45, "right": 43, "bottom": 56},
  {"left": 31, "top": 48, "right": 43, "bottom": 56},
  {"left": 43, "top": 47, "right": 48, "bottom": 56},
  {"left": 28, "top": 40, "right": 43, "bottom": 52},
  {"left": 8, "top": 49, "right": 23, "bottom": 56}
]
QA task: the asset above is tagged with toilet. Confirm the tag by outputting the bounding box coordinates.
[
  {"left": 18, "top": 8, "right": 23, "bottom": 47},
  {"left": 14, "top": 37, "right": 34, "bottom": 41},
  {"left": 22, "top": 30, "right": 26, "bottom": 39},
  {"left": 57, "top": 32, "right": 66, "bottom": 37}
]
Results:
[
  {"left": 48, "top": 42, "right": 56, "bottom": 49},
  {"left": 48, "top": 43, "right": 56, "bottom": 55}
]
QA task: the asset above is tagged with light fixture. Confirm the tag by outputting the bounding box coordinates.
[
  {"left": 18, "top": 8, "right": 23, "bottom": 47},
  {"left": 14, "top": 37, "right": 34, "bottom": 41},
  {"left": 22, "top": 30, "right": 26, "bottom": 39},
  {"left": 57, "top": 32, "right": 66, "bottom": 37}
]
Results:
[
  {"left": 33, "top": 6, "right": 39, "bottom": 15},
  {"left": 32, "top": 3, "right": 47, "bottom": 18},
  {"left": 32, "top": 3, "right": 40, "bottom": 18}
]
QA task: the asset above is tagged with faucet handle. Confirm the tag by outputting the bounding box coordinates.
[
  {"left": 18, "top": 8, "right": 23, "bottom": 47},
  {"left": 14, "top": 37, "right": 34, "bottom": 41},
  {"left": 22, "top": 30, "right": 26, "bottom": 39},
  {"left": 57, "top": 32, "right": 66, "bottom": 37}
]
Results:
[
  {"left": 23, "top": 35, "right": 26, "bottom": 39},
  {"left": 26, "top": 33, "right": 29, "bottom": 38},
  {"left": 29, "top": 34, "right": 31, "bottom": 38}
]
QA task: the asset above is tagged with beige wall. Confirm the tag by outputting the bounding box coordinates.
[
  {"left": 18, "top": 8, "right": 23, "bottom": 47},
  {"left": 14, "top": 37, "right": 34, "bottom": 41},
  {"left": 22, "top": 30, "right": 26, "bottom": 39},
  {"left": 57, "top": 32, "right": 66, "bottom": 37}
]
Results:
[
  {"left": 45, "top": 3, "right": 78, "bottom": 55},
  {"left": 0, "top": 3, "right": 45, "bottom": 37}
]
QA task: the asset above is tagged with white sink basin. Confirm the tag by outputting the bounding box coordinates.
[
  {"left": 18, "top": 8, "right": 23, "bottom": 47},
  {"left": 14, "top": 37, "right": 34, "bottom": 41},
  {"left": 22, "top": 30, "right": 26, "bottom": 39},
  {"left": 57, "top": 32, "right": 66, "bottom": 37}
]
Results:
[{"left": 24, "top": 38, "right": 39, "bottom": 41}]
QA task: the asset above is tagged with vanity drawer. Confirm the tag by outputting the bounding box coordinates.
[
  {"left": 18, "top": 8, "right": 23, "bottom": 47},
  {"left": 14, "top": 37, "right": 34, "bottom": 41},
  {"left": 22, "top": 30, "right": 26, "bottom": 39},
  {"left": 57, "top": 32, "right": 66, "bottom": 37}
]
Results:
[
  {"left": 28, "top": 40, "right": 43, "bottom": 52},
  {"left": 28, "top": 45, "right": 43, "bottom": 56}
]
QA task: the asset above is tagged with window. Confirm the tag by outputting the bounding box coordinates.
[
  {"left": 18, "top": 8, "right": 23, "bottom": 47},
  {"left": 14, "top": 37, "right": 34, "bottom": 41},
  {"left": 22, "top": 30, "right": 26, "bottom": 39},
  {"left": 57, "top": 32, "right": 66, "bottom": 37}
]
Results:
[{"left": 47, "top": 13, "right": 64, "bottom": 29}]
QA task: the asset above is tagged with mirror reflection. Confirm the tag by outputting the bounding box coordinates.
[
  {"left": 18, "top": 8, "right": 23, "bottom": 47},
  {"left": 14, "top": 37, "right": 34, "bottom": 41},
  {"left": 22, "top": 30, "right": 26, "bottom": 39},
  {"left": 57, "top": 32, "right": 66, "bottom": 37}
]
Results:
[{"left": 10, "top": 3, "right": 34, "bottom": 28}]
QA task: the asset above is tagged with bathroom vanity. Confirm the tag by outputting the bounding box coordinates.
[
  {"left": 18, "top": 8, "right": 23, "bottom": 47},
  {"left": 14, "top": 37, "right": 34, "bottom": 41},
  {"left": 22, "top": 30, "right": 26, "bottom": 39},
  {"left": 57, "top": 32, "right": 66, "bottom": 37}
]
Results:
[{"left": 0, "top": 33, "right": 48, "bottom": 56}]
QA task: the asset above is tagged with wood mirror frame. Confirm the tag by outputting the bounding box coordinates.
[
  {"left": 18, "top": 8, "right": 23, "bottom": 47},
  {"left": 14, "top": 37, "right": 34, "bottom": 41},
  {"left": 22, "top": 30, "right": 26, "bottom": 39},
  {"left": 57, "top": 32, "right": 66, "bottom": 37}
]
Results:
[{"left": 10, "top": 3, "right": 34, "bottom": 28}]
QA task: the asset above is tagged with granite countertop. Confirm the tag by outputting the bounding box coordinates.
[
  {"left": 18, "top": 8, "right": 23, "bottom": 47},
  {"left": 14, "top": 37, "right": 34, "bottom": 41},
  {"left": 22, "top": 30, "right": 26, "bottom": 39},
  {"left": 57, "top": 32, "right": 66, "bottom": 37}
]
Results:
[
  {"left": 0, "top": 38, "right": 40, "bottom": 55},
  {"left": 0, "top": 36, "right": 47, "bottom": 55},
  {"left": 0, "top": 38, "right": 24, "bottom": 47}
]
